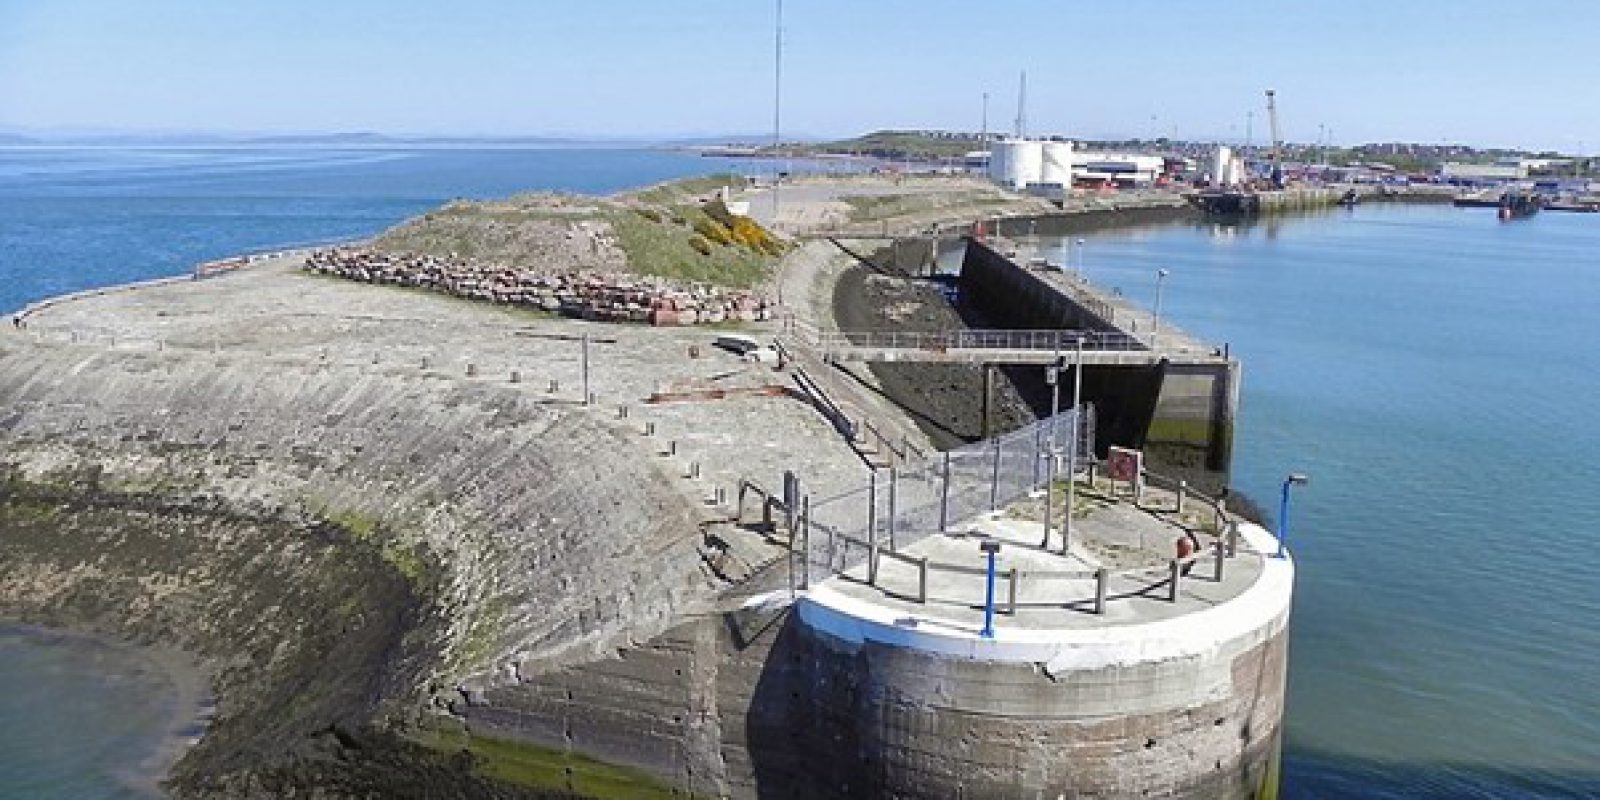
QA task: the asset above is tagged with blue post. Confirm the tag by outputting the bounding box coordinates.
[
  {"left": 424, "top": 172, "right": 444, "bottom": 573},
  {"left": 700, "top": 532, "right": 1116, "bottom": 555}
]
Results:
[
  {"left": 1276, "top": 473, "right": 1309, "bottom": 558},
  {"left": 980, "top": 541, "right": 1001, "bottom": 638}
]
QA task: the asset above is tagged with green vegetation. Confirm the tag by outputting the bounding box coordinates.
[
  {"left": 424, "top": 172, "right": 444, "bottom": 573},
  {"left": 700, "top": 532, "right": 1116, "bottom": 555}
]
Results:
[
  {"left": 790, "top": 129, "right": 982, "bottom": 161},
  {"left": 415, "top": 725, "right": 687, "bottom": 799},
  {"left": 605, "top": 199, "right": 783, "bottom": 288}
]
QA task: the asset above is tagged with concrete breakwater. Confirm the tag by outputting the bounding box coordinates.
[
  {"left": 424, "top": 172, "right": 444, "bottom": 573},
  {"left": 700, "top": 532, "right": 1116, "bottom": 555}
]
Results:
[
  {"left": 305, "top": 248, "right": 775, "bottom": 326},
  {"left": 0, "top": 254, "right": 873, "bottom": 796}
]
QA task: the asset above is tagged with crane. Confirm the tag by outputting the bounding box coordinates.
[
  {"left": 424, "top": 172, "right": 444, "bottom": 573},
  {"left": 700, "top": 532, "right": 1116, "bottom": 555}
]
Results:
[{"left": 1265, "top": 89, "right": 1284, "bottom": 189}]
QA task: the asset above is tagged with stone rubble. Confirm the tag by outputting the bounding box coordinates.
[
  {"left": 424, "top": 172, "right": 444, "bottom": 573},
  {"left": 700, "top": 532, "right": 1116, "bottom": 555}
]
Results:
[{"left": 305, "top": 248, "right": 773, "bottom": 326}]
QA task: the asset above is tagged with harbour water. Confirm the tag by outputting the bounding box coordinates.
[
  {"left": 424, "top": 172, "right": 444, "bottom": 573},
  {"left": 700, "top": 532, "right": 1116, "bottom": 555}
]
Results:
[
  {"left": 3, "top": 149, "right": 1598, "bottom": 798},
  {"left": 1040, "top": 206, "right": 1600, "bottom": 798}
]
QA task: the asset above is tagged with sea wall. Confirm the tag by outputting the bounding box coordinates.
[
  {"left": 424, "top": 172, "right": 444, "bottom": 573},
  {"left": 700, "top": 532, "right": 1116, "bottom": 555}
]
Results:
[{"left": 0, "top": 340, "right": 722, "bottom": 795}]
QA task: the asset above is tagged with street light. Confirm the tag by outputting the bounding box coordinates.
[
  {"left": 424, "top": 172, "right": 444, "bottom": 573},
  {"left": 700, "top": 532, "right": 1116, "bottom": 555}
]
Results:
[
  {"left": 980, "top": 540, "right": 1002, "bottom": 638},
  {"left": 1041, "top": 356, "right": 1066, "bottom": 547},
  {"left": 1074, "top": 238, "right": 1086, "bottom": 273},
  {"left": 1276, "top": 473, "right": 1310, "bottom": 558},
  {"left": 1152, "top": 268, "right": 1171, "bottom": 346}
]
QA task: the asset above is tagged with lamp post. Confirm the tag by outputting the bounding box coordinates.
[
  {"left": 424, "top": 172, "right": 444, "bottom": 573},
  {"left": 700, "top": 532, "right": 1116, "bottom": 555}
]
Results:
[
  {"left": 980, "top": 540, "right": 1002, "bottom": 638},
  {"left": 1041, "top": 356, "right": 1065, "bottom": 547},
  {"left": 1074, "top": 238, "right": 1085, "bottom": 274},
  {"left": 1152, "top": 268, "right": 1171, "bottom": 346},
  {"left": 1276, "top": 473, "right": 1310, "bottom": 558}
]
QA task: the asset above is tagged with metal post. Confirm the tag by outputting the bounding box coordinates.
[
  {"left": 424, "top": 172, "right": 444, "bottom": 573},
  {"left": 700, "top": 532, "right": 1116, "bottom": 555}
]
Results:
[
  {"left": 867, "top": 468, "right": 879, "bottom": 547},
  {"left": 1007, "top": 568, "right": 1020, "bottom": 615},
  {"left": 938, "top": 451, "right": 952, "bottom": 532},
  {"left": 887, "top": 466, "right": 899, "bottom": 550},
  {"left": 800, "top": 495, "right": 811, "bottom": 588},
  {"left": 1214, "top": 540, "right": 1226, "bottom": 582},
  {"left": 1227, "top": 521, "right": 1239, "bottom": 557},
  {"left": 1177, "top": 480, "right": 1187, "bottom": 514},
  {"left": 988, "top": 437, "right": 1002, "bottom": 511},
  {"left": 1094, "top": 568, "right": 1109, "bottom": 615},
  {"left": 980, "top": 541, "right": 1001, "bottom": 638},
  {"left": 1167, "top": 559, "right": 1181, "bottom": 602},
  {"left": 1276, "top": 473, "right": 1309, "bottom": 558},
  {"left": 581, "top": 332, "right": 591, "bottom": 406},
  {"left": 917, "top": 557, "right": 929, "bottom": 603},
  {"left": 1153, "top": 268, "right": 1170, "bottom": 346},
  {"left": 1063, "top": 406, "right": 1078, "bottom": 555}
]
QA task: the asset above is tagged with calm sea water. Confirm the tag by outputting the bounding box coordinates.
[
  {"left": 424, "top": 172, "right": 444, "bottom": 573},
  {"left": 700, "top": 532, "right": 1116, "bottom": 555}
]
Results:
[
  {"left": 1042, "top": 206, "right": 1600, "bottom": 799},
  {"left": 3, "top": 149, "right": 1598, "bottom": 798}
]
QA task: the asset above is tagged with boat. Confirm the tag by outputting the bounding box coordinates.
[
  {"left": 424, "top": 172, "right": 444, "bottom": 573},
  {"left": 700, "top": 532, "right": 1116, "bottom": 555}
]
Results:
[
  {"left": 1544, "top": 199, "right": 1600, "bottom": 213},
  {"left": 1452, "top": 190, "right": 1502, "bottom": 208},
  {"left": 1497, "top": 191, "right": 1541, "bottom": 220},
  {"left": 1337, "top": 189, "right": 1360, "bottom": 207},
  {"left": 1189, "top": 190, "right": 1262, "bottom": 216}
]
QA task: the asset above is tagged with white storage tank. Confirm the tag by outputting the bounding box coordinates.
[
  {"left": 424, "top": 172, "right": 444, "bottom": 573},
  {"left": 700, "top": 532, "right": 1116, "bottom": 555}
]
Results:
[
  {"left": 997, "top": 139, "right": 1043, "bottom": 189},
  {"left": 1040, "top": 141, "right": 1075, "bottom": 186}
]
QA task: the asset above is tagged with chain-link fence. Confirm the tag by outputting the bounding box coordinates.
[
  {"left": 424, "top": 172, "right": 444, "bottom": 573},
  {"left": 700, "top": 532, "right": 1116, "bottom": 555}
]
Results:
[{"left": 799, "top": 405, "right": 1095, "bottom": 586}]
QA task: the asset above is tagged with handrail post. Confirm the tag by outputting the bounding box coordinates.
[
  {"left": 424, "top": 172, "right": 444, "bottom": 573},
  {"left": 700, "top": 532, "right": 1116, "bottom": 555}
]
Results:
[
  {"left": 887, "top": 465, "right": 899, "bottom": 551},
  {"left": 938, "top": 451, "right": 953, "bottom": 532},
  {"left": 1007, "top": 568, "right": 1020, "bottom": 615},
  {"left": 1214, "top": 539, "right": 1226, "bottom": 582},
  {"left": 800, "top": 496, "right": 812, "bottom": 589},
  {"left": 1094, "top": 568, "right": 1109, "bottom": 615},
  {"left": 1167, "top": 559, "right": 1180, "bottom": 602},
  {"left": 988, "top": 436, "right": 1002, "bottom": 511},
  {"left": 867, "top": 470, "right": 880, "bottom": 584},
  {"left": 1227, "top": 521, "right": 1239, "bottom": 557},
  {"left": 917, "top": 557, "right": 929, "bottom": 603},
  {"left": 1177, "top": 480, "right": 1187, "bottom": 514}
]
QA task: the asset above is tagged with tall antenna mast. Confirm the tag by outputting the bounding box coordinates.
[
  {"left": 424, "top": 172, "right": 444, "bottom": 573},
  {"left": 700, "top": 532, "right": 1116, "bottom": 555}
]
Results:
[
  {"left": 1014, "top": 71, "right": 1028, "bottom": 138},
  {"left": 771, "top": 0, "right": 783, "bottom": 220}
]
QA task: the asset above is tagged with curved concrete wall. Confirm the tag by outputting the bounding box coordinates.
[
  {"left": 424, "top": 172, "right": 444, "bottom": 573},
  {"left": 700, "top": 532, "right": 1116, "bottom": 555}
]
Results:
[{"left": 788, "top": 524, "right": 1291, "bottom": 798}]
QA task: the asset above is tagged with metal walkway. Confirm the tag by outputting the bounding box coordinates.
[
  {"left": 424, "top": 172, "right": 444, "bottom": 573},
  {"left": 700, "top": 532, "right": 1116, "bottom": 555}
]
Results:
[{"left": 788, "top": 327, "right": 1227, "bottom": 367}]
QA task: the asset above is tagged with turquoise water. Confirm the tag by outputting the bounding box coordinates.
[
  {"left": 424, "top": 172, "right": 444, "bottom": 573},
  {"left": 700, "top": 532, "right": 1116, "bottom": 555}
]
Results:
[
  {"left": 1042, "top": 206, "right": 1600, "bottom": 798},
  {"left": 3, "top": 148, "right": 1598, "bottom": 797}
]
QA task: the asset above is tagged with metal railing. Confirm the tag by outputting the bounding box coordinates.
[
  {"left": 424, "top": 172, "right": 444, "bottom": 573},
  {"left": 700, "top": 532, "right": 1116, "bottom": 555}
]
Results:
[
  {"left": 788, "top": 408, "right": 1261, "bottom": 618},
  {"left": 808, "top": 328, "right": 1146, "bottom": 355}
]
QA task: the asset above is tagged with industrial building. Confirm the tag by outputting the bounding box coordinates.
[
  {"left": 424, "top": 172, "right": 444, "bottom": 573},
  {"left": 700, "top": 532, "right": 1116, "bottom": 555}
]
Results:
[{"left": 984, "top": 137, "right": 1167, "bottom": 191}]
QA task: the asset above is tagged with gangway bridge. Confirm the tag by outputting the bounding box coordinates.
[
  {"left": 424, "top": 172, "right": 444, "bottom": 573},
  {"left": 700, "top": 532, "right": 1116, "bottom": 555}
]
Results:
[{"left": 783, "top": 326, "right": 1230, "bottom": 368}]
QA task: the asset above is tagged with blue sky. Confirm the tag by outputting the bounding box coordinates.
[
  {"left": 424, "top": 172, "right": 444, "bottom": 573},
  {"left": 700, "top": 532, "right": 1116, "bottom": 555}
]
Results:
[{"left": 1, "top": 0, "right": 1596, "bottom": 151}]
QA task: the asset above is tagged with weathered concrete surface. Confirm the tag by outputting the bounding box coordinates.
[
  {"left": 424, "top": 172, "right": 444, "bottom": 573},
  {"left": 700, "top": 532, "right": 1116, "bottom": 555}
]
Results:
[{"left": 0, "top": 255, "right": 870, "bottom": 795}]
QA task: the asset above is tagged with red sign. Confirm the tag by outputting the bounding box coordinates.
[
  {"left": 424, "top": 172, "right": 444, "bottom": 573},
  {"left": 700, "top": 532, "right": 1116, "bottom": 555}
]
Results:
[{"left": 1107, "top": 446, "right": 1142, "bottom": 483}]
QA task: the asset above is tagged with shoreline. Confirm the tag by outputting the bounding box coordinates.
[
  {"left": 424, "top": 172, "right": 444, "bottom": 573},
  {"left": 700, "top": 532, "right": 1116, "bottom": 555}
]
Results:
[{"left": 0, "top": 623, "right": 213, "bottom": 797}]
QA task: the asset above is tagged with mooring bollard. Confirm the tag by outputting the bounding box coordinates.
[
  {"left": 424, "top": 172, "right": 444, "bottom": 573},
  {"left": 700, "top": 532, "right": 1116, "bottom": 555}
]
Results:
[
  {"left": 548, "top": 380, "right": 559, "bottom": 393},
  {"left": 1094, "top": 568, "right": 1109, "bottom": 615},
  {"left": 618, "top": 406, "right": 629, "bottom": 419},
  {"left": 510, "top": 370, "right": 521, "bottom": 383},
  {"left": 1167, "top": 559, "right": 1181, "bottom": 602},
  {"left": 668, "top": 440, "right": 677, "bottom": 457},
  {"left": 465, "top": 363, "right": 477, "bottom": 377},
  {"left": 689, "top": 461, "right": 700, "bottom": 479},
  {"left": 421, "top": 357, "right": 430, "bottom": 370}
]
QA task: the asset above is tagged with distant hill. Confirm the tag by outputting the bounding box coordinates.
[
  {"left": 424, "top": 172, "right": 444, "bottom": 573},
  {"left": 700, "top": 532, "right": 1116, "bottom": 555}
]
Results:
[{"left": 787, "top": 130, "right": 984, "bottom": 161}]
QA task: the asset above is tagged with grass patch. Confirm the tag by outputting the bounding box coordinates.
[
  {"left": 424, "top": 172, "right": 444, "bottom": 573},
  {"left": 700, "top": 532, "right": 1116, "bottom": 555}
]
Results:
[
  {"left": 415, "top": 725, "right": 686, "bottom": 799},
  {"left": 842, "top": 192, "right": 1016, "bottom": 223},
  {"left": 606, "top": 207, "right": 775, "bottom": 288}
]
